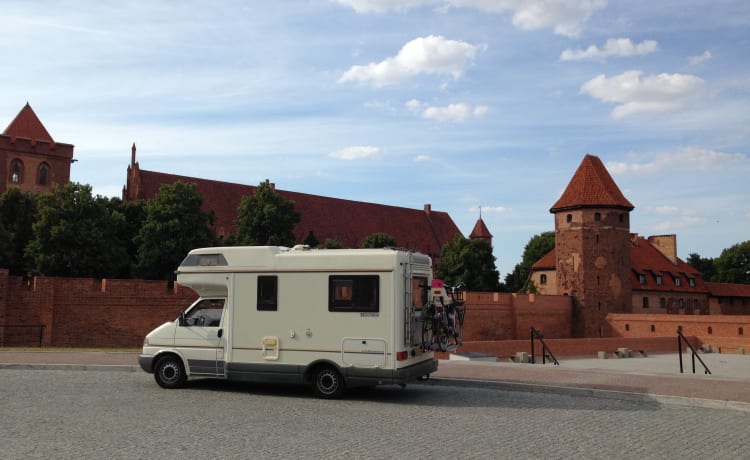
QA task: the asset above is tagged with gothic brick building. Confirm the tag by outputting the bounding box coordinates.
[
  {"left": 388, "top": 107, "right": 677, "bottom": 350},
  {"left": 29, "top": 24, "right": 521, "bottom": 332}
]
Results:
[
  {"left": 1, "top": 104, "right": 74, "bottom": 195},
  {"left": 529, "top": 154, "right": 750, "bottom": 337},
  {"left": 123, "top": 144, "right": 464, "bottom": 261}
]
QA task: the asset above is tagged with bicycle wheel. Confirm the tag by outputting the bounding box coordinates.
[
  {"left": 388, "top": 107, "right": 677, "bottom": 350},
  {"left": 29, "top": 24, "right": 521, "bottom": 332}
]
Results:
[
  {"left": 422, "top": 317, "right": 435, "bottom": 350},
  {"left": 437, "top": 324, "right": 449, "bottom": 352}
]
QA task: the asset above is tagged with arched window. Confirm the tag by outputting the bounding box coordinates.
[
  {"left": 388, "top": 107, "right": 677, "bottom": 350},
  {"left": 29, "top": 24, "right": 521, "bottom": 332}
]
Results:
[
  {"left": 10, "top": 159, "right": 24, "bottom": 183},
  {"left": 38, "top": 163, "right": 50, "bottom": 185},
  {"left": 540, "top": 274, "right": 547, "bottom": 285}
]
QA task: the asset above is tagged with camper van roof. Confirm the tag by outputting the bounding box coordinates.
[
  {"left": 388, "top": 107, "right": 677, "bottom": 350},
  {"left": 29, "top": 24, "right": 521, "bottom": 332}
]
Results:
[{"left": 177, "top": 246, "right": 431, "bottom": 272}]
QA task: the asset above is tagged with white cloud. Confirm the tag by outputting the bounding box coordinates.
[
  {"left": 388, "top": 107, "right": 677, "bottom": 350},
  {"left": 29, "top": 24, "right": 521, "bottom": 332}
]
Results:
[
  {"left": 653, "top": 205, "right": 679, "bottom": 215},
  {"left": 328, "top": 145, "right": 381, "bottom": 160},
  {"left": 335, "top": 0, "right": 606, "bottom": 37},
  {"left": 561, "top": 38, "right": 658, "bottom": 61},
  {"left": 689, "top": 50, "right": 712, "bottom": 65},
  {"left": 414, "top": 154, "right": 431, "bottom": 162},
  {"left": 339, "top": 35, "right": 484, "bottom": 87},
  {"left": 406, "top": 99, "right": 489, "bottom": 122},
  {"left": 580, "top": 70, "right": 708, "bottom": 118},
  {"left": 606, "top": 147, "right": 746, "bottom": 175},
  {"left": 469, "top": 205, "right": 510, "bottom": 214}
]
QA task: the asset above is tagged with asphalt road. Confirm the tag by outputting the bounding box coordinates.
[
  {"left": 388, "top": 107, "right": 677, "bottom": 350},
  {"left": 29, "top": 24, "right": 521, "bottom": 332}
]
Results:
[{"left": 1, "top": 369, "right": 747, "bottom": 459}]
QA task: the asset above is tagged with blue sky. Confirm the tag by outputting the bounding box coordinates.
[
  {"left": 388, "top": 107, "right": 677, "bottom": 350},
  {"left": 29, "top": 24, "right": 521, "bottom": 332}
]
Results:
[{"left": 2, "top": 0, "right": 749, "bottom": 277}]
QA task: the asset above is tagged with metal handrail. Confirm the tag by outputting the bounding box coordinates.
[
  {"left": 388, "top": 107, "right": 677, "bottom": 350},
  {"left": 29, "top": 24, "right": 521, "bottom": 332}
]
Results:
[
  {"left": 0, "top": 324, "right": 46, "bottom": 347},
  {"left": 677, "top": 329, "right": 711, "bottom": 375},
  {"left": 530, "top": 326, "right": 559, "bottom": 365}
]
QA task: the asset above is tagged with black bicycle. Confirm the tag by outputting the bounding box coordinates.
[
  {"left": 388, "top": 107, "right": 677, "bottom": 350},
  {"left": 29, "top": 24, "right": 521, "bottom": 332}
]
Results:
[{"left": 421, "top": 282, "right": 466, "bottom": 352}]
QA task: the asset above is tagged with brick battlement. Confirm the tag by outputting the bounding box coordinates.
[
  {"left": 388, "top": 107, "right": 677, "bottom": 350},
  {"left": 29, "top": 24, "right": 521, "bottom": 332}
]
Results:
[{"left": 0, "top": 134, "right": 74, "bottom": 159}]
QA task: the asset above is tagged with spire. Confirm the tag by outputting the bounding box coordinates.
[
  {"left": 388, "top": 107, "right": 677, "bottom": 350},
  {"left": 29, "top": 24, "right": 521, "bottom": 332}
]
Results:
[
  {"left": 550, "top": 154, "right": 634, "bottom": 213},
  {"left": 469, "top": 216, "right": 493, "bottom": 241},
  {"left": 2, "top": 103, "right": 54, "bottom": 142}
]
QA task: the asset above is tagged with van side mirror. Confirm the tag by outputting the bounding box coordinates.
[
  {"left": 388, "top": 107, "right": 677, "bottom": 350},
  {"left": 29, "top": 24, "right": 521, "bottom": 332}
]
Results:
[{"left": 178, "top": 312, "right": 186, "bottom": 326}]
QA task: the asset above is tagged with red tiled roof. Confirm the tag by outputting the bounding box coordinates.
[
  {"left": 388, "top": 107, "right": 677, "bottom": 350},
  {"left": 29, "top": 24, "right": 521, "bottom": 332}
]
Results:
[
  {"left": 469, "top": 217, "right": 493, "bottom": 239},
  {"left": 531, "top": 249, "right": 556, "bottom": 270},
  {"left": 130, "top": 168, "right": 462, "bottom": 258},
  {"left": 2, "top": 103, "right": 54, "bottom": 142},
  {"left": 550, "top": 154, "right": 634, "bottom": 212},
  {"left": 705, "top": 282, "right": 750, "bottom": 298},
  {"left": 530, "top": 236, "right": 709, "bottom": 293},
  {"left": 629, "top": 235, "right": 707, "bottom": 292}
]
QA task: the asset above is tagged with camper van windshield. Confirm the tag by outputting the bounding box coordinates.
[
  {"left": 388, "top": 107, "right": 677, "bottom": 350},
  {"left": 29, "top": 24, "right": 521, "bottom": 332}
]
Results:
[{"left": 180, "top": 253, "right": 228, "bottom": 267}]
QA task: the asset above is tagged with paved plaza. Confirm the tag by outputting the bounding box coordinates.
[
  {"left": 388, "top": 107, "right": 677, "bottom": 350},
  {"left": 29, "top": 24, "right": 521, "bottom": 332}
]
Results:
[{"left": 1, "top": 368, "right": 749, "bottom": 459}]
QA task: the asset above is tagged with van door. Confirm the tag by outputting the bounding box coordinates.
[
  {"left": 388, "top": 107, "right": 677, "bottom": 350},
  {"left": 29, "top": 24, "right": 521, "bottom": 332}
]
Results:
[{"left": 174, "top": 298, "right": 227, "bottom": 376}]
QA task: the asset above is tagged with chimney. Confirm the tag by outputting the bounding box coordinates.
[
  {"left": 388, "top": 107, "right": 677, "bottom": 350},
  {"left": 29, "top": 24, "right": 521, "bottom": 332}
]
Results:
[
  {"left": 648, "top": 235, "right": 678, "bottom": 265},
  {"left": 424, "top": 204, "right": 432, "bottom": 218}
]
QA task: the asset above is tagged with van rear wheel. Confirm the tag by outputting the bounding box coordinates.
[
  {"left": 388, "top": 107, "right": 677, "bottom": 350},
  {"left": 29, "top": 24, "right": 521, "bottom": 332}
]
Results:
[
  {"left": 311, "top": 365, "right": 345, "bottom": 399},
  {"left": 154, "top": 355, "right": 186, "bottom": 389}
]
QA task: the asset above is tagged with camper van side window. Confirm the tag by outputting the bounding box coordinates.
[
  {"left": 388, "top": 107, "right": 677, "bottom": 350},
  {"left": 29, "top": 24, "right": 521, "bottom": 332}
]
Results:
[
  {"left": 257, "top": 276, "right": 278, "bottom": 311},
  {"left": 329, "top": 276, "right": 379, "bottom": 313}
]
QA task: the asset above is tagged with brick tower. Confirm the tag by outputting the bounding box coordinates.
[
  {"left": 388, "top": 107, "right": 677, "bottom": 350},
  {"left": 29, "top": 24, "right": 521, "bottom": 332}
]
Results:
[
  {"left": 550, "top": 155, "right": 634, "bottom": 337},
  {"left": 1, "top": 103, "right": 74, "bottom": 195}
]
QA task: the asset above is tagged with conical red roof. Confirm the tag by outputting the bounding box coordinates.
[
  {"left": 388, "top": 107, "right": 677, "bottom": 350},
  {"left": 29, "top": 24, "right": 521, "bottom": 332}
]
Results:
[
  {"left": 469, "top": 217, "right": 493, "bottom": 239},
  {"left": 550, "top": 154, "right": 634, "bottom": 212},
  {"left": 2, "top": 103, "right": 54, "bottom": 142}
]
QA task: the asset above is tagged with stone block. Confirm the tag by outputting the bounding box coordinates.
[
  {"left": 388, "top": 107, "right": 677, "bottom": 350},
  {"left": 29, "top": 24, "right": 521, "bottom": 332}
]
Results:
[
  {"left": 514, "top": 352, "right": 528, "bottom": 363},
  {"left": 597, "top": 351, "right": 608, "bottom": 359}
]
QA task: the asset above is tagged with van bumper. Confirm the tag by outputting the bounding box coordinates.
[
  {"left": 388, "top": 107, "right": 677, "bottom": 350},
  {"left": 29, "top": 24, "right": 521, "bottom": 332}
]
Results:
[
  {"left": 345, "top": 358, "right": 438, "bottom": 388},
  {"left": 138, "top": 355, "right": 154, "bottom": 373}
]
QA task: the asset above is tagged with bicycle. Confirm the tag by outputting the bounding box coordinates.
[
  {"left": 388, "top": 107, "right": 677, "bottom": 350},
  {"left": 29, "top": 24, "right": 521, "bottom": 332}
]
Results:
[{"left": 421, "top": 280, "right": 466, "bottom": 352}]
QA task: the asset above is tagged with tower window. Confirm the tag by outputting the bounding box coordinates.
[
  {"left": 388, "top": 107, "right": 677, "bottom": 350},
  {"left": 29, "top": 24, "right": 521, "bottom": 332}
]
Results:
[
  {"left": 642, "top": 297, "right": 649, "bottom": 308},
  {"left": 566, "top": 214, "right": 572, "bottom": 223},
  {"left": 594, "top": 212, "right": 601, "bottom": 221},
  {"left": 619, "top": 214, "right": 624, "bottom": 223},
  {"left": 540, "top": 274, "right": 547, "bottom": 285},
  {"left": 660, "top": 297, "right": 666, "bottom": 308},
  {"left": 38, "top": 163, "right": 50, "bottom": 185},
  {"left": 10, "top": 159, "right": 24, "bottom": 183}
]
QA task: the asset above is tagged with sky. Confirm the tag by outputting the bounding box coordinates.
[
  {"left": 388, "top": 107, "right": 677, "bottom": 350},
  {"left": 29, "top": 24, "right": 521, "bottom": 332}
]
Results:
[{"left": 2, "top": 0, "right": 749, "bottom": 278}]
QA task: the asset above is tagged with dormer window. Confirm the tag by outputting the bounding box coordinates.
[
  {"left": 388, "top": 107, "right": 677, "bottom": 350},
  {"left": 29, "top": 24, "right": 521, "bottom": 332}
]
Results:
[
  {"left": 638, "top": 274, "right": 646, "bottom": 285},
  {"left": 674, "top": 277, "right": 682, "bottom": 287},
  {"left": 688, "top": 278, "right": 695, "bottom": 288},
  {"left": 655, "top": 275, "right": 663, "bottom": 286}
]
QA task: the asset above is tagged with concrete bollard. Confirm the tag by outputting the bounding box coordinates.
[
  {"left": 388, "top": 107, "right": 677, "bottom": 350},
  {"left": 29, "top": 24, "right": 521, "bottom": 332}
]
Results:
[
  {"left": 515, "top": 352, "right": 529, "bottom": 363},
  {"left": 597, "top": 351, "right": 608, "bottom": 359}
]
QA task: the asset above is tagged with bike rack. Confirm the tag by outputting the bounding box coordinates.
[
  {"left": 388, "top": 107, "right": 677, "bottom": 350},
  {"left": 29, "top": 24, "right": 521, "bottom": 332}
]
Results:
[
  {"left": 677, "top": 329, "right": 711, "bottom": 375},
  {"left": 530, "top": 326, "right": 559, "bottom": 365}
]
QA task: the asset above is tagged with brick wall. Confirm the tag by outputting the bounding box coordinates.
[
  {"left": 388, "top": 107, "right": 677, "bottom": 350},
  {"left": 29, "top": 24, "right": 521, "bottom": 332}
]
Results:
[
  {"left": 1, "top": 274, "right": 197, "bottom": 348},
  {"left": 607, "top": 313, "right": 750, "bottom": 353}
]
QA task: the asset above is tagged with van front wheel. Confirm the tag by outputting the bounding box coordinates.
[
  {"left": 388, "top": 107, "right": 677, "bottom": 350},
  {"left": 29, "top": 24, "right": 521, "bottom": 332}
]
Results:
[
  {"left": 154, "top": 355, "right": 186, "bottom": 389},
  {"left": 311, "top": 365, "right": 345, "bottom": 399}
]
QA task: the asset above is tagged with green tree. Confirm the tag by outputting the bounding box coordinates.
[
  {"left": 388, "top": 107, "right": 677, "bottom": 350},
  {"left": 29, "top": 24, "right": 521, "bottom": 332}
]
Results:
[
  {"left": 135, "top": 181, "right": 216, "bottom": 279},
  {"left": 361, "top": 232, "right": 397, "bottom": 248},
  {"left": 235, "top": 180, "right": 301, "bottom": 246},
  {"left": 104, "top": 197, "right": 147, "bottom": 277},
  {"left": 321, "top": 238, "right": 343, "bottom": 249},
  {"left": 686, "top": 252, "right": 716, "bottom": 281},
  {"left": 25, "top": 183, "right": 130, "bottom": 278},
  {"left": 714, "top": 241, "right": 750, "bottom": 284},
  {"left": 504, "top": 231, "right": 555, "bottom": 292},
  {"left": 435, "top": 235, "right": 500, "bottom": 291},
  {"left": 0, "top": 188, "right": 37, "bottom": 274}
]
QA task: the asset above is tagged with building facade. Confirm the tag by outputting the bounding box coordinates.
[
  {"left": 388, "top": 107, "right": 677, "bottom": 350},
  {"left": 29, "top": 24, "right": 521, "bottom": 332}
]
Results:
[{"left": 1, "top": 104, "right": 74, "bottom": 195}]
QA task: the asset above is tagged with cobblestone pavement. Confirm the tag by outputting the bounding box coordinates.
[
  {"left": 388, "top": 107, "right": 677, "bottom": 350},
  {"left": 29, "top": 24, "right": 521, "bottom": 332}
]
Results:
[{"left": 2, "top": 369, "right": 748, "bottom": 459}]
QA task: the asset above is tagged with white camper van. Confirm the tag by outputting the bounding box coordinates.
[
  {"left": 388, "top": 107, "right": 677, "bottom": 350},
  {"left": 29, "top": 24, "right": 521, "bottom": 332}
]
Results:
[{"left": 139, "top": 245, "right": 438, "bottom": 398}]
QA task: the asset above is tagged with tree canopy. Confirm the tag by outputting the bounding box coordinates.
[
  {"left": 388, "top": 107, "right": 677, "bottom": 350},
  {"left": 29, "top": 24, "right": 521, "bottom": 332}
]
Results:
[
  {"left": 25, "top": 183, "right": 130, "bottom": 278},
  {"left": 504, "top": 231, "right": 555, "bottom": 292},
  {"left": 714, "top": 241, "right": 750, "bottom": 284},
  {"left": 435, "top": 235, "right": 500, "bottom": 291},
  {"left": 361, "top": 232, "right": 397, "bottom": 248},
  {"left": 0, "top": 188, "right": 36, "bottom": 275},
  {"left": 134, "top": 181, "right": 215, "bottom": 279},
  {"left": 234, "top": 181, "right": 301, "bottom": 247}
]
